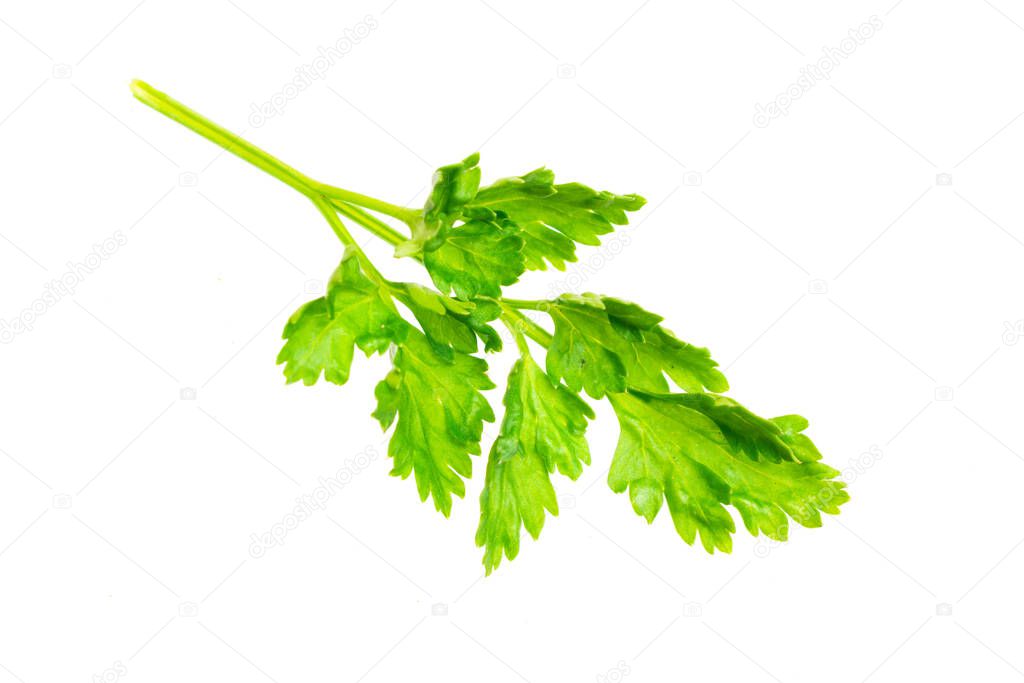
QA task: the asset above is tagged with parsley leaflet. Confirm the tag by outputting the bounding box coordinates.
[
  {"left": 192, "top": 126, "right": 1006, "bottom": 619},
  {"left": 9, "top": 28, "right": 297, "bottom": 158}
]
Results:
[{"left": 133, "top": 80, "right": 848, "bottom": 573}]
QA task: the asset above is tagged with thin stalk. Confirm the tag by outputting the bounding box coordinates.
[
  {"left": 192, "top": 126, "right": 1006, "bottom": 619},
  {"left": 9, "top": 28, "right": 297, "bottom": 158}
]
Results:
[
  {"left": 310, "top": 196, "right": 385, "bottom": 284},
  {"left": 131, "top": 80, "right": 317, "bottom": 196},
  {"left": 332, "top": 201, "right": 408, "bottom": 246},
  {"left": 316, "top": 184, "right": 419, "bottom": 225},
  {"left": 502, "top": 298, "right": 551, "bottom": 311},
  {"left": 507, "top": 320, "right": 533, "bottom": 356},
  {"left": 500, "top": 306, "right": 553, "bottom": 348},
  {"left": 131, "top": 80, "right": 417, "bottom": 223},
  {"left": 132, "top": 80, "right": 556, "bottom": 349}
]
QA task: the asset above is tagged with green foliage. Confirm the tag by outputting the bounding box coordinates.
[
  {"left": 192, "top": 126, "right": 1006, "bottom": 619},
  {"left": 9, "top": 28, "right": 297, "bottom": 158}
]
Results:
[
  {"left": 277, "top": 248, "right": 407, "bottom": 385},
  {"left": 130, "top": 80, "right": 846, "bottom": 575},
  {"left": 412, "top": 153, "right": 481, "bottom": 252},
  {"left": 422, "top": 211, "right": 525, "bottom": 299},
  {"left": 470, "top": 168, "right": 646, "bottom": 270},
  {"left": 372, "top": 329, "right": 495, "bottom": 516},
  {"left": 393, "top": 284, "right": 502, "bottom": 357},
  {"left": 407, "top": 157, "right": 645, "bottom": 293},
  {"left": 277, "top": 163, "right": 843, "bottom": 570},
  {"left": 608, "top": 391, "right": 848, "bottom": 552},
  {"left": 544, "top": 294, "right": 728, "bottom": 398},
  {"left": 476, "top": 353, "right": 594, "bottom": 573}
]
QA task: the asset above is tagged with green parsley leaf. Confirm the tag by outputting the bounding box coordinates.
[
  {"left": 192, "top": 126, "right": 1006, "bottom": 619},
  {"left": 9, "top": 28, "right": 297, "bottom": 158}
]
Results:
[
  {"left": 476, "top": 353, "right": 594, "bottom": 573},
  {"left": 277, "top": 249, "right": 407, "bottom": 385},
  {"left": 397, "top": 153, "right": 481, "bottom": 257},
  {"left": 395, "top": 284, "right": 503, "bottom": 355},
  {"left": 424, "top": 153, "right": 481, "bottom": 231},
  {"left": 277, "top": 299, "right": 356, "bottom": 386},
  {"left": 132, "top": 79, "right": 848, "bottom": 572},
  {"left": 600, "top": 297, "right": 728, "bottom": 393},
  {"left": 544, "top": 294, "right": 727, "bottom": 398},
  {"left": 461, "top": 298, "right": 504, "bottom": 353},
  {"left": 665, "top": 393, "right": 801, "bottom": 463},
  {"left": 545, "top": 293, "right": 629, "bottom": 398},
  {"left": 518, "top": 223, "right": 578, "bottom": 271},
  {"left": 772, "top": 414, "right": 825, "bottom": 462},
  {"left": 372, "top": 329, "right": 496, "bottom": 516},
  {"left": 627, "top": 327, "right": 729, "bottom": 394},
  {"left": 608, "top": 391, "right": 848, "bottom": 552},
  {"left": 397, "top": 283, "right": 478, "bottom": 358},
  {"left": 422, "top": 210, "right": 525, "bottom": 299},
  {"left": 469, "top": 168, "right": 645, "bottom": 270}
]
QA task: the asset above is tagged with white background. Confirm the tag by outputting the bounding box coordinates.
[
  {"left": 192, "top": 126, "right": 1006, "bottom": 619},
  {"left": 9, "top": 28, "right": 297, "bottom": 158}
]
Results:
[{"left": 1, "top": 1, "right": 1023, "bottom": 681}]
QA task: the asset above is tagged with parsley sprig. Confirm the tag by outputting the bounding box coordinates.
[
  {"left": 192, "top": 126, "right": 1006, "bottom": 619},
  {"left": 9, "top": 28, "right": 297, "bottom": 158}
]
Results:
[{"left": 133, "top": 80, "right": 848, "bottom": 573}]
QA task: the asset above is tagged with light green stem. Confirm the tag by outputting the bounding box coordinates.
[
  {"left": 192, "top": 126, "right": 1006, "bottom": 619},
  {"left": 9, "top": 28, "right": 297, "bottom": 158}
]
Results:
[
  {"left": 132, "top": 80, "right": 317, "bottom": 195},
  {"left": 508, "top": 321, "right": 533, "bottom": 356},
  {"left": 501, "top": 298, "right": 551, "bottom": 311},
  {"left": 131, "top": 79, "right": 557, "bottom": 349},
  {"left": 317, "top": 186, "right": 419, "bottom": 225},
  {"left": 131, "top": 80, "right": 416, "bottom": 224},
  {"left": 332, "top": 201, "right": 409, "bottom": 246},
  {"left": 310, "top": 196, "right": 385, "bottom": 284},
  {"left": 500, "top": 306, "right": 553, "bottom": 348}
]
